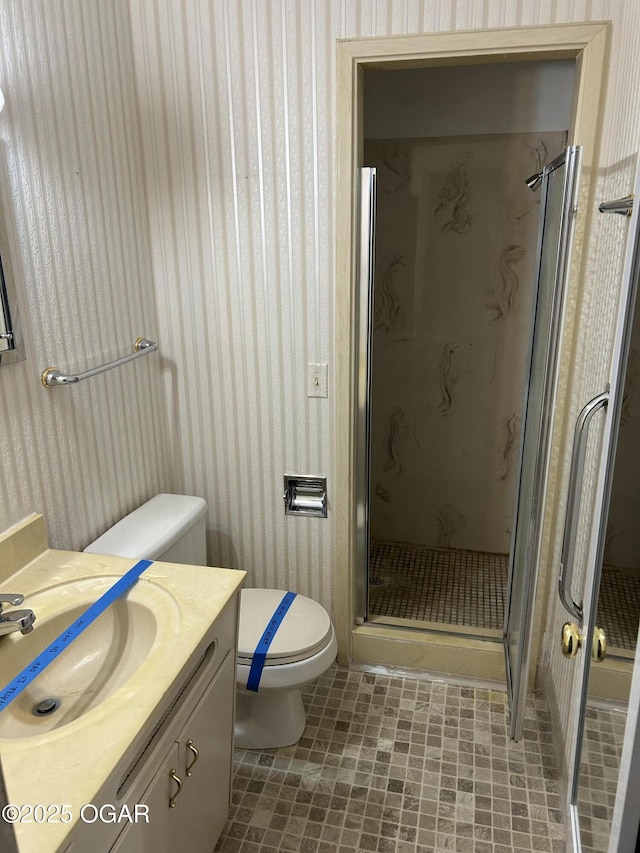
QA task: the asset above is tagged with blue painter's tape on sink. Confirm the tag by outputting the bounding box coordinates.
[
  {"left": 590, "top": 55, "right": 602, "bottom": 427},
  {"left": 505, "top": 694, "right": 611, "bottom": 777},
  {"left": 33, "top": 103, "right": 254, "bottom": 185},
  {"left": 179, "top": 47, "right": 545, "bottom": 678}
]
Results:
[{"left": 0, "top": 559, "right": 154, "bottom": 713}]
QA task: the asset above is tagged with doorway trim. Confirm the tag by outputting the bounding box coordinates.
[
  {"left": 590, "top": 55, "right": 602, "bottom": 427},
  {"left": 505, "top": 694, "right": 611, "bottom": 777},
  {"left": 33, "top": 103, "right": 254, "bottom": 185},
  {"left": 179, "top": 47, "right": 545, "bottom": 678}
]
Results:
[{"left": 334, "top": 23, "right": 609, "bottom": 670}]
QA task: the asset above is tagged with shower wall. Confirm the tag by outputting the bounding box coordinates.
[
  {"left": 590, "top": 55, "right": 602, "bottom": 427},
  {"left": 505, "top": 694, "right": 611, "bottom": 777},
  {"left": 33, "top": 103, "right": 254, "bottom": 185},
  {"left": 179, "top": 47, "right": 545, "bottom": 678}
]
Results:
[{"left": 366, "top": 131, "right": 566, "bottom": 554}]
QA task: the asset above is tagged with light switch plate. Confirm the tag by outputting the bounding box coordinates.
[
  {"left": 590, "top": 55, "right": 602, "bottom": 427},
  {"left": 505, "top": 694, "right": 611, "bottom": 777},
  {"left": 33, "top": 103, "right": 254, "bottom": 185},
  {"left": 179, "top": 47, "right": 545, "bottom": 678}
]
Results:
[{"left": 307, "top": 363, "right": 328, "bottom": 398}]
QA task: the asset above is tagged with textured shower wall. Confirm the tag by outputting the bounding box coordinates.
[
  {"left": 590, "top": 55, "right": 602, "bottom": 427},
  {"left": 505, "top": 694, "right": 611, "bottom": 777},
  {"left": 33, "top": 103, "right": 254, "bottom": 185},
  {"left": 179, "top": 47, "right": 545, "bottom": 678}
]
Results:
[
  {"left": 127, "top": 0, "right": 640, "bottom": 777},
  {"left": 367, "top": 131, "right": 566, "bottom": 554},
  {"left": 0, "top": 0, "right": 173, "bottom": 549}
]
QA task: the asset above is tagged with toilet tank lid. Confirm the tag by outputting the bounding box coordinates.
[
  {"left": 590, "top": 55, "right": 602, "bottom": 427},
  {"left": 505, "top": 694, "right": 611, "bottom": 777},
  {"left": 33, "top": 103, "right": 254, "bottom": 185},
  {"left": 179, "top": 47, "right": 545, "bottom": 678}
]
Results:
[{"left": 84, "top": 494, "right": 207, "bottom": 560}]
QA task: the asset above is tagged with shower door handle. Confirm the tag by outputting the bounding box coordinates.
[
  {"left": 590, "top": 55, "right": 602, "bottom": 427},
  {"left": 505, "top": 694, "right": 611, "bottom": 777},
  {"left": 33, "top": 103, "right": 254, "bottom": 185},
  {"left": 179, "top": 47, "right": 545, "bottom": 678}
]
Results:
[{"left": 558, "top": 390, "right": 609, "bottom": 624}]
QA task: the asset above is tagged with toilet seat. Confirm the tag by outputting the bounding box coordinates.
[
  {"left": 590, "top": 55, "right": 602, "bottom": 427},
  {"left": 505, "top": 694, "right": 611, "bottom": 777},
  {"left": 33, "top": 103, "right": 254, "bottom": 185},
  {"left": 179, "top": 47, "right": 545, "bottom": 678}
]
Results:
[{"left": 237, "top": 589, "right": 333, "bottom": 666}]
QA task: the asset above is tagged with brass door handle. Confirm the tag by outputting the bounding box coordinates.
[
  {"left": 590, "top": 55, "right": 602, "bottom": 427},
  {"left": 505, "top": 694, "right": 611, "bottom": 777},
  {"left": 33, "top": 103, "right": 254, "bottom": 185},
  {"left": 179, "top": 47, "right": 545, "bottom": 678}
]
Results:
[
  {"left": 185, "top": 739, "right": 199, "bottom": 777},
  {"left": 169, "top": 769, "right": 183, "bottom": 808},
  {"left": 562, "top": 622, "right": 581, "bottom": 658},
  {"left": 561, "top": 622, "right": 607, "bottom": 662},
  {"left": 592, "top": 626, "right": 606, "bottom": 663}
]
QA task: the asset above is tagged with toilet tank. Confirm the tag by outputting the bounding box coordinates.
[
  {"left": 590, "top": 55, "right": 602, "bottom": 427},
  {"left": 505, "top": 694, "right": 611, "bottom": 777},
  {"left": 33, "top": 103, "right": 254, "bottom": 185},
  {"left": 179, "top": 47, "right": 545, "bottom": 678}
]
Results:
[{"left": 84, "top": 494, "right": 208, "bottom": 566}]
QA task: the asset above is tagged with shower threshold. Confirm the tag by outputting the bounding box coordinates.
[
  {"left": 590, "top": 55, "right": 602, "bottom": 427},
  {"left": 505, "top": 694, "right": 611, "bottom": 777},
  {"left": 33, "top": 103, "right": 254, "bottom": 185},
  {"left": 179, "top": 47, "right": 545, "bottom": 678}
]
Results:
[{"left": 367, "top": 613, "right": 502, "bottom": 643}]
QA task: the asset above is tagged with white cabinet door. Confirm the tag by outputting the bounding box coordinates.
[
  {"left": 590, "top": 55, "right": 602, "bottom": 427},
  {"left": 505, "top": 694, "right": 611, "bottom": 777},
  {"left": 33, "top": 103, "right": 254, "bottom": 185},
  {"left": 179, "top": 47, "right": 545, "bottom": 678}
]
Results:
[
  {"left": 111, "top": 652, "right": 235, "bottom": 853},
  {"left": 177, "top": 652, "right": 235, "bottom": 853},
  {"left": 111, "top": 743, "right": 180, "bottom": 853}
]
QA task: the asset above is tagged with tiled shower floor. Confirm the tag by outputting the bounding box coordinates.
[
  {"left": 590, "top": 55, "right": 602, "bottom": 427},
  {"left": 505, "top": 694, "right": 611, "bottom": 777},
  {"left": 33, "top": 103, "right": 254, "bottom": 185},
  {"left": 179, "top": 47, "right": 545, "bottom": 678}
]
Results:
[
  {"left": 368, "top": 540, "right": 640, "bottom": 650},
  {"left": 368, "top": 541, "right": 507, "bottom": 631},
  {"left": 215, "top": 666, "right": 565, "bottom": 853}
]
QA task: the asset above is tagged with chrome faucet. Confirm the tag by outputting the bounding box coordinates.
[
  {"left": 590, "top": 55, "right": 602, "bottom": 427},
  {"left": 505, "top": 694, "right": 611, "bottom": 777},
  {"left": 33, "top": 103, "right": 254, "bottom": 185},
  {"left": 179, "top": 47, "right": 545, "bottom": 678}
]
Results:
[{"left": 0, "top": 594, "right": 36, "bottom": 636}]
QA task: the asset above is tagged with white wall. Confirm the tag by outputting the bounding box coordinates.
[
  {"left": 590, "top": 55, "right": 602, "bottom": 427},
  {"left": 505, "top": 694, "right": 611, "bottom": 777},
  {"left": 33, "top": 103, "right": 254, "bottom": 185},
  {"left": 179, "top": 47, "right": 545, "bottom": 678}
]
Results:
[
  {"left": 364, "top": 60, "right": 576, "bottom": 138},
  {"left": 0, "top": 0, "right": 174, "bottom": 550}
]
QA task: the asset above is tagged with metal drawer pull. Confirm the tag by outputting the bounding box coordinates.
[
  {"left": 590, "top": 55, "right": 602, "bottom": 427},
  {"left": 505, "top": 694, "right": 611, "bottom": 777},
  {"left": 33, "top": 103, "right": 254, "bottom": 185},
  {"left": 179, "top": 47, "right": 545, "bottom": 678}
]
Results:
[
  {"left": 558, "top": 391, "right": 609, "bottom": 623},
  {"left": 185, "top": 739, "right": 199, "bottom": 777},
  {"left": 169, "top": 769, "right": 182, "bottom": 808}
]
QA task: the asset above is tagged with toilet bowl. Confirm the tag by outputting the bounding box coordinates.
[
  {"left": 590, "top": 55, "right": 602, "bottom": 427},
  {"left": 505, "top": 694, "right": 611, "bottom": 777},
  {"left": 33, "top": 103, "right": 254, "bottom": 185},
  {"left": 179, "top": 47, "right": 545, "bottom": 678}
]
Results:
[
  {"left": 84, "top": 494, "right": 337, "bottom": 750},
  {"left": 235, "top": 588, "right": 338, "bottom": 749}
]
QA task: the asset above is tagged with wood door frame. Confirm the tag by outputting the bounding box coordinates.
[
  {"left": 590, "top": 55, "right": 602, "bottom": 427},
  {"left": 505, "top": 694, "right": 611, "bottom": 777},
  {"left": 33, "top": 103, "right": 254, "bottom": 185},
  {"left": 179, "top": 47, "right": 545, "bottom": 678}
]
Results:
[{"left": 334, "top": 23, "right": 610, "bottom": 670}]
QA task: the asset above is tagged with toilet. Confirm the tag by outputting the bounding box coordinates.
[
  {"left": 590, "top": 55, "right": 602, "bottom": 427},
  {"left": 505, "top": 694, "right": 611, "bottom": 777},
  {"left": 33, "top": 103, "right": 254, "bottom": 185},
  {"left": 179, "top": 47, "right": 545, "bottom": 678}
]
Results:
[{"left": 84, "top": 493, "right": 338, "bottom": 750}]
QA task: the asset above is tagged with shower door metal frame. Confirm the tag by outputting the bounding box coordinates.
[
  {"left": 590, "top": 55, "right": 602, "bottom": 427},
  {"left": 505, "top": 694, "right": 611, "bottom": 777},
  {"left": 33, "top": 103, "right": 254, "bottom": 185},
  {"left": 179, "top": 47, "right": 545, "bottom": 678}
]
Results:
[
  {"left": 504, "top": 145, "right": 582, "bottom": 741},
  {"left": 354, "top": 167, "right": 376, "bottom": 624}
]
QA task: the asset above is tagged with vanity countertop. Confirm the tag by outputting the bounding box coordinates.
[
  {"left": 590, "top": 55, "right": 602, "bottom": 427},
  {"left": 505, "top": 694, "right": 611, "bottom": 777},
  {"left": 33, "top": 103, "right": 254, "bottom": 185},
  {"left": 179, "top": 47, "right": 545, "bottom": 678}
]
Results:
[{"left": 0, "top": 514, "right": 245, "bottom": 853}]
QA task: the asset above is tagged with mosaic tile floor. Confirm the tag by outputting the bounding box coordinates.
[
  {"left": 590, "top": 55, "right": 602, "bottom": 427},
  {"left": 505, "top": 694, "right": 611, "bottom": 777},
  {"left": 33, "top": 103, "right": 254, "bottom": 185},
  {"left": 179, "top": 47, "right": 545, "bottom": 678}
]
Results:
[
  {"left": 368, "top": 540, "right": 640, "bottom": 651},
  {"left": 579, "top": 703, "right": 627, "bottom": 853},
  {"left": 214, "top": 666, "right": 565, "bottom": 853},
  {"left": 368, "top": 541, "right": 507, "bottom": 631}
]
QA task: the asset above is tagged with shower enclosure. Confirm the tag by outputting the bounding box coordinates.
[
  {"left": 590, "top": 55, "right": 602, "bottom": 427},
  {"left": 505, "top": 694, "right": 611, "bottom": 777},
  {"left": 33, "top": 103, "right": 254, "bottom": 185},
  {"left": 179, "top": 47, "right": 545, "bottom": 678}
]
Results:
[
  {"left": 336, "top": 24, "right": 613, "bottom": 839},
  {"left": 358, "top": 143, "right": 582, "bottom": 737},
  {"left": 363, "top": 130, "right": 567, "bottom": 637},
  {"left": 353, "top": 61, "right": 583, "bottom": 739}
]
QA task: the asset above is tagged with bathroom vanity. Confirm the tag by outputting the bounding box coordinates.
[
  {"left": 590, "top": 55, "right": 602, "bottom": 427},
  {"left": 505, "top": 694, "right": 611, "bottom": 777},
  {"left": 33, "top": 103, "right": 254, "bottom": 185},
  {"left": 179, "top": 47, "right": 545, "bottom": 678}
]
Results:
[
  {"left": 69, "top": 599, "right": 237, "bottom": 853},
  {"left": 0, "top": 514, "right": 245, "bottom": 853}
]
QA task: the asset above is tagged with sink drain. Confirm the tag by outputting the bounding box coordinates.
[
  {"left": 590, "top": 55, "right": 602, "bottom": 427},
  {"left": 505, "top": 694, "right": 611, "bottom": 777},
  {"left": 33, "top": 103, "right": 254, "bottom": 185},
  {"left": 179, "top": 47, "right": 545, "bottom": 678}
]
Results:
[{"left": 32, "top": 698, "right": 60, "bottom": 716}]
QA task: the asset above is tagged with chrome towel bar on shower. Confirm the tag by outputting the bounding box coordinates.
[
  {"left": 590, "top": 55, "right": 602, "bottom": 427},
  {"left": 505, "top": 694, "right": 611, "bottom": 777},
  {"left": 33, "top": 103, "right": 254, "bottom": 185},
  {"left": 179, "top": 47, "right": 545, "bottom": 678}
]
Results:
[
  {"left": 598, "top": 194, "right": 634, "bottom": 216},
  {"left": 41, "top": 337, "right": 158, "bottom": 388}
]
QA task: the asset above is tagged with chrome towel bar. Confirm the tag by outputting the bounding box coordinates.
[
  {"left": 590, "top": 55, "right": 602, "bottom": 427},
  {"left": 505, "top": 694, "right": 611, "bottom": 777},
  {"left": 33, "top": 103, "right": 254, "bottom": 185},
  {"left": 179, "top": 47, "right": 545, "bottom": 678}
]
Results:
[
  {"left": 41, "top": 337, "right": 158, "bottom": 388},
  {"left": 598, "top": 194, "right": 634, "bottom": 216}
]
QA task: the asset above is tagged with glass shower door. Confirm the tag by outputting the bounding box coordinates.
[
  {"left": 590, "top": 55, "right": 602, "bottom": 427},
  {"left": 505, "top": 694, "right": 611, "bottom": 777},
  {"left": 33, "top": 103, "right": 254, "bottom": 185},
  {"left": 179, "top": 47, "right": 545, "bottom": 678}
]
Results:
[
  {"left": 504, "top": 146, "right": 582, "bottom": 740},
  {"left": 567, "top": 167, "right": 640, "bottom": 852}
]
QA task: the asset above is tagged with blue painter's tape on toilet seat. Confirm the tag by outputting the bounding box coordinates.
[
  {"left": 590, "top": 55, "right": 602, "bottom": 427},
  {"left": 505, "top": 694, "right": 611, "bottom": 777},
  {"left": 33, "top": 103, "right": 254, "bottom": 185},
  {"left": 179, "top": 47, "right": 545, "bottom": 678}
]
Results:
[{"left": 246, "top": 591, "right": 297, "bottom": 692}]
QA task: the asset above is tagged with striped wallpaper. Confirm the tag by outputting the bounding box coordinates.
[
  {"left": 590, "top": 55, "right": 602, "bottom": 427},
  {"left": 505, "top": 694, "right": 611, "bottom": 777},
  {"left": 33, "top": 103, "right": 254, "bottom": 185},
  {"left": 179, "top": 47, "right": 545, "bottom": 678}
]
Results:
[
  {"left": 129, "top": 0, "right": 640, "bottom": 770},
  {"left": 1, "top": 0, "right": 640, "bottom": 803},
  {"left": 0, "top": 0, "right": 174, "bottom": 550}
]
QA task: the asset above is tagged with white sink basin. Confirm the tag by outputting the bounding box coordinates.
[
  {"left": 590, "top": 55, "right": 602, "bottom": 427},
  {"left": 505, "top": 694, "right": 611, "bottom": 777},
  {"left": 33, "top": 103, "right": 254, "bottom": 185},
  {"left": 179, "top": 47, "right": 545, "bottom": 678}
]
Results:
[{"left": 0, "top": 576, "right": 178, "bottom": 739}]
